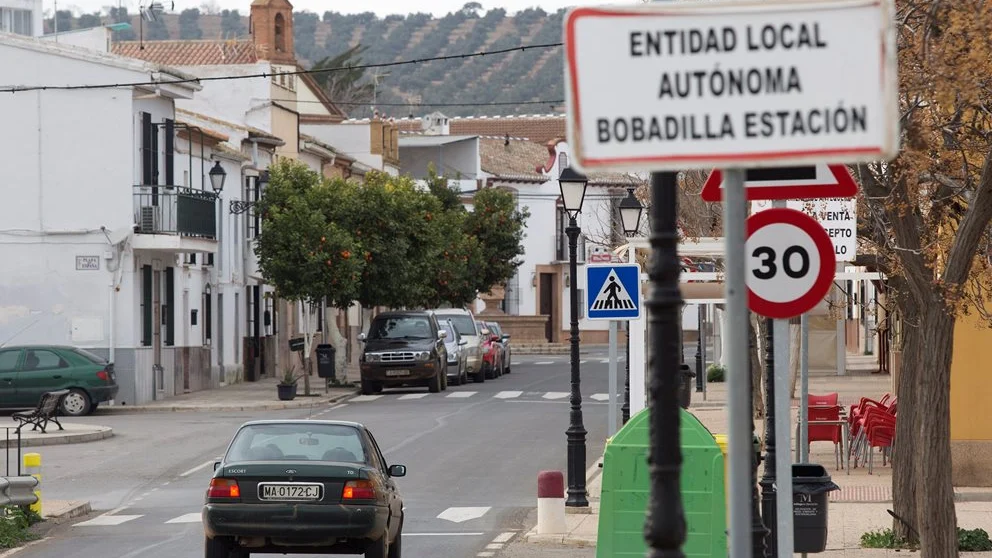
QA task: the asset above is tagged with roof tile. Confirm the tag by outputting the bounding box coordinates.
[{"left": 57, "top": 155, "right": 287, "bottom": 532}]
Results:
[
  {"left": 479, "top": 137, "right": 549, "bottom": 179},
  {"left": 112, "top": 40, "right": 259, "bottom": 66}
]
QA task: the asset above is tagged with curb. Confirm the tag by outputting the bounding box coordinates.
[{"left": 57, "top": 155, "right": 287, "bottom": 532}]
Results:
[
  {"left": 523, "top": 453, "right": 604, "bottom": 546},
  {"left": 94, "top": 390, "right": 359, "bottom": 414},
  {"left": 0, "top": 427, "right": 113, "bottom": 449},
  {"left": 44, "top": 501, "right": 92, "bottom": 523}
]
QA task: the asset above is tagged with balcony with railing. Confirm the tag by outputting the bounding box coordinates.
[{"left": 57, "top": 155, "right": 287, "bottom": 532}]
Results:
[
  {"left": 554, "top": 233, "right": 587, "bottom": 263},
  {"left": 132, "top": 186, "right": 218, "bottom": 252}
]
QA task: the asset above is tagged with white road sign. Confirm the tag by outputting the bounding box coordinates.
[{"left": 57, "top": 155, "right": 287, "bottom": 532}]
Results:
[
  {"left": 752, "top": 198, "right": 857, "bottom": 261},
  {"left": 563, "top": 0, "right": 899, "bottom": 172}
]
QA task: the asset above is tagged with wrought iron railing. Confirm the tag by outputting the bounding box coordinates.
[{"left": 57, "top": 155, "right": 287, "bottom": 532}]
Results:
[
  {"left": 133, "top": 185, "right": 218, "bottom": 239},
  {"left": 554, "top": 233, "right": 587, "bottom": 263}
]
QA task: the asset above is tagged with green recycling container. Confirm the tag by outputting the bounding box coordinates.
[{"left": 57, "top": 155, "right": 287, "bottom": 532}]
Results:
[{"left": 597, "top": 407, "right": 727, "bottom": 558}]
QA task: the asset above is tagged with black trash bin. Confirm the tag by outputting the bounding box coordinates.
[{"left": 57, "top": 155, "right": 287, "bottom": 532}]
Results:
[
  {"left": 315, "top": 344, "right": 336, "bottom": 380},
  {"left": 678, "top": 364, "right": 696, "bottom": 408},
  {"left": 793, "top": 463, "right": 840, "bottom": 553}
]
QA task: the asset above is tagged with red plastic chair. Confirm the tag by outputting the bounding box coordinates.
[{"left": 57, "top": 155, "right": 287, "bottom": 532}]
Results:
[
  {"left": 808, "top": 392, "right": 839, "bottom": 406},
  {"left": 807, "top": 404, "right": 844, "bottom": 469},
  {"left": 852, "top": 402, "right": 897, "bottom": 472}
]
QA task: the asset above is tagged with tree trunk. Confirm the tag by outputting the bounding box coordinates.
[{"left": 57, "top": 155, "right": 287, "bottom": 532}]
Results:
[
  {"left": 750, "top": 314, "right": 766, "bottom": 419},
  {"left": 916, "top": 304, "right": 959, "bottom": 557},
  {"left": 891, "top": 292, "right": 921, "bottom": 543}
]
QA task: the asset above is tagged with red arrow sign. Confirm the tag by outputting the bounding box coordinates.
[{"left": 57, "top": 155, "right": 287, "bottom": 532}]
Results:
[{"left": 701, "top": 164, "right": 858, "bottom": 202}]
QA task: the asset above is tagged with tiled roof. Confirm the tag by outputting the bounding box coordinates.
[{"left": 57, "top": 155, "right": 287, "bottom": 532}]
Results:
[
  {"left": 112, "top": 40, "right": 260, "bottom": 66},
  {"left": 392, "top": 114, "right": 566, "bottom": 144},
  {"left": 479, "top": 137, "right": 549, "bottom": 180}
]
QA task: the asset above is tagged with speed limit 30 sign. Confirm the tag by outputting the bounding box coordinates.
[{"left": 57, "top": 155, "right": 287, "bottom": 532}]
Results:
[{"left": 746, "top": 208, "right": 835, "bottom": 319}]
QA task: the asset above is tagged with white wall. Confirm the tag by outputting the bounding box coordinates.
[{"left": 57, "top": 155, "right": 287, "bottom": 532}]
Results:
[
  {"left": 399, "top": 139, "right": 481, "bottom": 182},
  {"left": 41, "top": 27, "right": 112, "bottom": 52},
  {"left": 301, "top": 122, "right": 387, "bottom": 172},
  {"left": 0, "top": 0, "right": 42, "bottom": 36},
  {"left": 174, "top": 63, "right": 273, "bottom": 132}
]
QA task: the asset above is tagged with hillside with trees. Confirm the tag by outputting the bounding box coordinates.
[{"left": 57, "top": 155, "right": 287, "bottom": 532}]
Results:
[{"left": 46, "top": 3, "right": 566, "bottom": 118}]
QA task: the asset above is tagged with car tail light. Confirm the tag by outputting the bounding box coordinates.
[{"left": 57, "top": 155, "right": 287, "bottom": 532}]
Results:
[
  {"left": 96, "top": 370, "right": 110, "bottom": 381},
  {"left": 342, "top": 480, "right": 376, "bottom": 500},
  {"left": 208, "top": 478, "right": 241, "bottom": 499}
]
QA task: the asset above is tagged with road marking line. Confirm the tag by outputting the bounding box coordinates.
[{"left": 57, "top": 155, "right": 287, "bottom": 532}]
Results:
[
  {"left": 580, "top": 360, "right": 588, "bottom": 364},
  {"left": 352, "top": 395, "right": 383, "bottom": 402},
  {"left": 477, "top": 553, "right": 495, "bottom": 557},
  {"left": 180, "top": 459, "right": 217, "bottom": 478},
  {"left": 535, "top": 361, "right": 553, "bottom": 365},
  {"left": 437, "top": 506, "right": 490, "bottom": 523},
  {"left": 494, "top": 391, "right": 522, "bottom": 399},
  {"left": 542, "top": 392, "right": 569, "bottom": 400},
  {"left": 486, "top": 543, "right": 504, "bottom": 550},
  {"left": 493, "top": 532, "right": 515, "bottom": 543},
  {"left": 329, "top": 403, "right": 348, "bottom": 410},
  {"left": 75, "top": 515, "right": 143, "bottom": 527},
  {"left": 165, "top": 513, "right": 201, "bottom": 524},
  {"left": 590, "top": 393, "right": 610, "bottom": 401},
  {"left": 446, "top": 391, "right": 476, "bottom": 398},
  {"left": 403, "top": 532, "right": 485, "bottom": 536},
  {"left": 600, "top": 358, "right": 611, "bottom": 363},
  {"left": 398, "top": 394, "right": 429, "bottom": 400}
]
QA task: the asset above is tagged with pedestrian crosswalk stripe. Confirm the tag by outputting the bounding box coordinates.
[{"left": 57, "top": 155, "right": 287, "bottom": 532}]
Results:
[
  {"left": 398, "top": 394, "right": 429, "bottom": 400},
  {"left": 590, "top": 269, "right": 637, "bottom": 311},
  {"left": 165, "top": 513, "right": 201, "bottom": 524},
  {"left": 494, "top": 391, "right": 522, "bottom": 399},
  {"left": 447, "top": 391, "right": 476, "bottom": 398},
  {"left": 352, "top": 395, "right": 383, "bottom": 402},
  {"left": 600, "top": 358, "right": 611, "bottom": 363},
  {"left": 590, "top": 393, "right": 610, "bottom": 401},
  {"left": 535, "top": 361, "right": 553, "bottom": 365},
  {"left": 543, "top": 392, "right": 569, "bottom": 400},
  {"left": 75, "top": 514, "right": 143, "bottom": 527}
]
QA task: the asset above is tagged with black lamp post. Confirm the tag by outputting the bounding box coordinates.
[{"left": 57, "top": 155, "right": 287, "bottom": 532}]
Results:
[
  {"left": 209, "top": 160, "right": 227, "bottom": 194},
  {"left": 618, "top": 187, "right": 644, "bottom": 425},
  {"left": 643, "top": 171, "right": 686, "bottom": 557},
  {"left": 760, "top": 317, "right": 778, "bottom": 557},
  {"left": 559, "top": 166, "right": 589, "bottom": 508}
]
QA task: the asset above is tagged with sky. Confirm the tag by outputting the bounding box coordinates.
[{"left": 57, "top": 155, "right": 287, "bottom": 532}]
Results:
[{"left": 49, "top": 0, "right": 577, "bottom": 18}]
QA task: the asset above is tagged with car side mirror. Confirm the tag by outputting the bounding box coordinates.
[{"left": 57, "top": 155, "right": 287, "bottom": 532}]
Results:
[
  {"left": 439, "top": 330, "right": 448, "bottom": 340},
  {"left": 480, "top": 329, "right": 490, "bottom": 336},
  {"left": 388, "top": 464, "right": 407, "bottom": 477},
  {"left": 358, "top": 333, "right": 366, "bottom": 342},
  {"left": 502, "top": 334, "right": 511, "bottom": 341},
  {"left": 213, "top": 461, "right": 221, "bottom": 471},
  {"left": 458, "top": 339, "right": 468, "bottom": 346}
]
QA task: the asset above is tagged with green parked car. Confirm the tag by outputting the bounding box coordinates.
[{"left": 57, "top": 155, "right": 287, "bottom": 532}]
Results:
[{"left": 0, "top": 345, "right": 119, "bottom": 416}]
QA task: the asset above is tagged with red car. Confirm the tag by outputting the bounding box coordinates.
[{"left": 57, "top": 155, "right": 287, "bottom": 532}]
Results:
[{"left": 478, "top": 322, "right": 502, "bottom": 380}]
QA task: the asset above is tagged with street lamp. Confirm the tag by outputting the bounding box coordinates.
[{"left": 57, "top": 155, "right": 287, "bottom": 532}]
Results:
[
  {"left": 558, "top": 166, "right": 589, "bottom": 508},
  {"left": 618, "top": 187, "right": 644, "bottom": 425},
  {"left": 209, "top": 160, "right": 227, "bottom": 194},
  {"left": 230, "top": 170, "right": 268, "bottom": 214}
]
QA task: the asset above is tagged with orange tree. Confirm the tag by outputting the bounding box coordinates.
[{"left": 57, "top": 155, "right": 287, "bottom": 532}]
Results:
[
  {"left": 853, "top": 0, "right": 992, "bottom": 554},
  {"left": 464, "top": 186, "right": 530, "bottom": 296},
  {"left": 254, "top": 159, "right": 364, "bottom": 395}
]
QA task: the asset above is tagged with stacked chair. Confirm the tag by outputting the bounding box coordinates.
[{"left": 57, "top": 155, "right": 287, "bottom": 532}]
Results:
[{"left": 847, "top": 393, "right": 898, "bottom": 473}]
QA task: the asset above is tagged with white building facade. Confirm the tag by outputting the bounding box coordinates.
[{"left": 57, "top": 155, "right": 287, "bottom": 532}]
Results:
[
  {"left": 0, "top": 0, "right": 41, "bottom": 36},
  {"left": 0, "top": 34, "right": 252, "bottom": 405}
]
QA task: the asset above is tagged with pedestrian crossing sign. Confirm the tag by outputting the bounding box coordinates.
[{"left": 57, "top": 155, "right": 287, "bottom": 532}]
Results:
[{"left": 586, "top": 263, "right": 642, "bottom": 321}]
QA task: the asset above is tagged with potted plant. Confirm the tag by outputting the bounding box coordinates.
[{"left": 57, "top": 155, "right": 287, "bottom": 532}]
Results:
[{"left": 277, "top": 366, "right": 303, "bottom": 401}]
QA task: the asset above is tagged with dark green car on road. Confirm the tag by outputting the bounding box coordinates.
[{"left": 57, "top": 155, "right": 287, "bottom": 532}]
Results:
[
  {"left": 203, "top": 420, "right": 407, "bottom": 558},
  {"left": 0, "top": 345, "right": 119, "bottom": 416}
]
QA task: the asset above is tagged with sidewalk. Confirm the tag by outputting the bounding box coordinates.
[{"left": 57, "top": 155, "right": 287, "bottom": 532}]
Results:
[
  {"left": 1, "top": 423, "right": 113, "bottom": 449},
  {"left": 97, "top": 376, "right": 356, "bottom": 414},
  {"left": 506, "top": 363, "right": 992, "bottom": 557}
]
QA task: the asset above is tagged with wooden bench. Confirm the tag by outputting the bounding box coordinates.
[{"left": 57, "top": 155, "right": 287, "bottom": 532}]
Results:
[{"left": 13, "top": 389, "right": 70, "bottom": 434}]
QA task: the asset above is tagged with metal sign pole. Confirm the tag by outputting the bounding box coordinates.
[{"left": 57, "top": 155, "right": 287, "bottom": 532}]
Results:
[
  {"left": 771, "top": 199, "right": 795, "bottom": 555},
  {"left": 800, "top": 312, "right": 810, "bottom": 463},
  {"left": 608, "top": 320, "right": 618, "bottom": 437},
  {"left": 722, "top": 168, "right": 752, "bottom": 557}
]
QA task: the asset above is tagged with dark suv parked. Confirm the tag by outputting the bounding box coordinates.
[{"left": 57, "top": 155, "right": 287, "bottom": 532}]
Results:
[{"left": 358, "top": 311, "right": 448, "bottom": 395}]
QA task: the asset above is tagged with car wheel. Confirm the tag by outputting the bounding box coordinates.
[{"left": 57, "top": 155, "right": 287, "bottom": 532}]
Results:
[
  {"left": 388, "top": 527, "right": 402, "bottom": 558},
  {"left": 473, "top": 365, "right": 485, "bottom": 383},
  {"left": 428, "top": 371, "right": 441, "bottom": 393},
  {"left": 61, "top": 388, "right": 92, "bottom": 416},
  {"left": 204, "top": 536, "right": 234, "bottom": 558},
  {"left": 461, "top": 364, "right": 469, "bottom": 385},
  {"left": 504, "top": 356, "right": 511, "bottom": 374},
  {"left": 361, "top": 379, "right": 379, "bottom": 395},
  {"left": 365, "top": 534, "right": 388, "bottom": 558},
  {"left": 440, "top": 363, "right": 448, "bottom": 390}
]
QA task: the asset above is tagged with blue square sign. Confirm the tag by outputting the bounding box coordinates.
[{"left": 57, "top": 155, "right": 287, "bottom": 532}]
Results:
[{"left": 586, "top": 263, "right": 642, "bottom": 321}]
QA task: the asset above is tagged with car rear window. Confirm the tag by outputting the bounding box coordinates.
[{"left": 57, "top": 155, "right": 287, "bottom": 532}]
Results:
[
  {"left": 70, "top": 348, "right": 108, "bottom": 365},
  {"left": 442, "top": 315, "right": 477, "bottom": 337},
  {"left": 226, "top": 423, "right": 367, "bottom": 464}
]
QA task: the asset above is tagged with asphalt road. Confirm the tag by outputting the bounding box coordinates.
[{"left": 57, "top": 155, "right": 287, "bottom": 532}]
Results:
[{"left": 12, "top": 350, "right": 618, "bottom": 558}]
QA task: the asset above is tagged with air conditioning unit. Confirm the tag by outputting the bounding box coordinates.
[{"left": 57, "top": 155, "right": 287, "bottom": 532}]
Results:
[{"left": 138, "top": 205, "right": 160, "bottom": 233}]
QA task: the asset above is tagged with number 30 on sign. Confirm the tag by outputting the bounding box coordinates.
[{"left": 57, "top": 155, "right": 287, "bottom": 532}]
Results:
[{"left": 745, "top": 208, "right": 835, "bottom": 319}]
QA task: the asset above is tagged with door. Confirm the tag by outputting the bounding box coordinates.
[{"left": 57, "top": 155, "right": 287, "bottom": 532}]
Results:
[
  {"left": 153, "top": 269, "right": 163, "bottom": 398},
  {"left": 16, "top": 348, "right": 71, "bottom": 406},
  {"left": 0, "top": 349, "right": 23, "bottom": 406},
  {"left": 539, "top": 273, "right": 554, "bottom": 342},
  {"left": 366, "top": 431, "right": 401, "bottom": 538}
]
